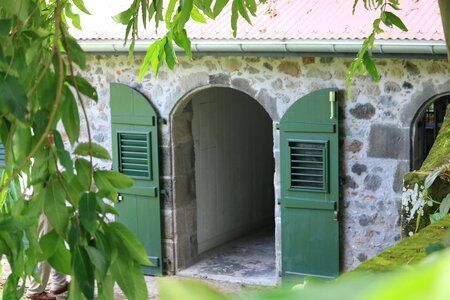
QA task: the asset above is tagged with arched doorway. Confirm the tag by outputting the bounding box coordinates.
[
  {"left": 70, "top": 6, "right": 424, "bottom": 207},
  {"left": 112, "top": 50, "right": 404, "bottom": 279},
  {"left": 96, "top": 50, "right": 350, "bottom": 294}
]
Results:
[
  {"left": 411, "top": 93, "right": 450, "bottom": 170},
  {"left": 171, "top": 87, "right": 276, "bottom": 284}
]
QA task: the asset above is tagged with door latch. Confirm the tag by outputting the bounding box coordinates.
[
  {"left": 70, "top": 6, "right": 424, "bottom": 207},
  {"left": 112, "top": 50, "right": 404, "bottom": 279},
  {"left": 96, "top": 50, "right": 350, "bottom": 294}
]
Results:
[
  {"left": 329, "top": 91, "right": 335, "bottom": 119},
  {"left": 117, "top": 194, "right": 123, "bottom": 202}
]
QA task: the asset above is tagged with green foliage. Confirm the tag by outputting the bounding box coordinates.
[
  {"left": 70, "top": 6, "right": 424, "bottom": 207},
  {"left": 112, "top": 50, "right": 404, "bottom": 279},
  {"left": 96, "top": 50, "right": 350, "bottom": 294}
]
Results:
[
  {"left": 0, "top": 1, "right": 150, "bottom": 299},
  {"left": 115, "top": 0, "right": 265, "bottom": 79},
  {"left": 158, "top": 246, "right": 450, "bottom": 300},
  {"left": 346, "top": 0, "right": 408, "bottom": 98}
]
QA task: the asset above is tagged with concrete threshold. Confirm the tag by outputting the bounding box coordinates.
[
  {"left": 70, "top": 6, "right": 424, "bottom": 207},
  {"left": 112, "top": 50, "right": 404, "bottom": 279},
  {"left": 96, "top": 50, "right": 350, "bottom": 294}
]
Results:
[{"left": 177, "top": 226, "right": 278, "bottom": 286}]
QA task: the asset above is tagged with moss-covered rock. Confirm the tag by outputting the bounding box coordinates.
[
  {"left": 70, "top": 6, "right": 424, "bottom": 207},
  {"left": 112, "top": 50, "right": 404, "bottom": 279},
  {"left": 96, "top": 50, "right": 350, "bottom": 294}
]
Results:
[{"left": 353, "top": 213, "right": 450, "bottom": 272}]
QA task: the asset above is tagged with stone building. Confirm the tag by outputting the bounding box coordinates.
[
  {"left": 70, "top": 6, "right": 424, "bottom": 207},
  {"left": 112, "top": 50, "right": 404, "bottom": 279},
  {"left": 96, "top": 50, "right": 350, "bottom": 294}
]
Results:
[{"left": 73, "top": 0, "right": 449, "bottom": 284}]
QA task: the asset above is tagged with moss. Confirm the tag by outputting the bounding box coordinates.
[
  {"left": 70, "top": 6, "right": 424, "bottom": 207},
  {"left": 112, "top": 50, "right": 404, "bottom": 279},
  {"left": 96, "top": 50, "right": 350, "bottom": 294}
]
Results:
[
  {"left": 420, "top": 104, "right": 450, "bottom": 171},
  {"left": 353, "top": 214, "right": 450, "bottom": 272}
]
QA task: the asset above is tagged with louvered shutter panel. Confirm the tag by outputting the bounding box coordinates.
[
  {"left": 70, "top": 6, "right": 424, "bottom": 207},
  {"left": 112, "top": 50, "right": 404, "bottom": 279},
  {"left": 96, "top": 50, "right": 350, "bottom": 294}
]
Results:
[{"left": 118, "top": 132, "right": 152, "bottom": 179}]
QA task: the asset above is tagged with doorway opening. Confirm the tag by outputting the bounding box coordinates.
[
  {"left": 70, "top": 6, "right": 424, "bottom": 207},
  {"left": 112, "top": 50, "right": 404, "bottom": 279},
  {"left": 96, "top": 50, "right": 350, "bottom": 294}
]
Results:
[
  {"left": 411, "top": 93, "right": 450, "bottom": 170},
  {"left": 172, "top": 87, "right": 276, "bottom": 285}
]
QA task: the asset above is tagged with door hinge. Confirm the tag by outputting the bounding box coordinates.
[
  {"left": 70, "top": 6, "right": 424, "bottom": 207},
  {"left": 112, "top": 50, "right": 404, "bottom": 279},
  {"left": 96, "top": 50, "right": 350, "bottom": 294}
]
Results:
[
  {"left": 333, "top": 211, "right": 339, "bottom": 222},
  {"left": 275, "top": 123, "right": 280, "bottom": 130},
  {"left": 277, "top": 198, "right": 281, "bottom": 205},
  {"left": 117, "top": 193, "right": 123, "bottom": 202},
  {"left": 158, "top": 117, "right": 167, "bottom": 125},
  {"left": 163, "top": 258, "right": 172, "bottom": 264},
  {"left": 160, "top": 189, "right": 169, "bottom": 198}
]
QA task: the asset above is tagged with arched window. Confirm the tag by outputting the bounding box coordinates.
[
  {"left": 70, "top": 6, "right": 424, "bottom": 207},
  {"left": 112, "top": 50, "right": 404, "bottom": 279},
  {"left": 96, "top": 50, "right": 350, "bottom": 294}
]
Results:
[{"left": 411, "top": 94, "right": 450, "bottom": 170}]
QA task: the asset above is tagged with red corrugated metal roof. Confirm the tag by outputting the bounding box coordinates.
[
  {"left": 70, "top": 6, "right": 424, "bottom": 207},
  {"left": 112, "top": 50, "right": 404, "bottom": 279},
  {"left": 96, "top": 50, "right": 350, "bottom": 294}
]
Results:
[{"left": 71, "top": 0, "right": 444, "bottom": 41}]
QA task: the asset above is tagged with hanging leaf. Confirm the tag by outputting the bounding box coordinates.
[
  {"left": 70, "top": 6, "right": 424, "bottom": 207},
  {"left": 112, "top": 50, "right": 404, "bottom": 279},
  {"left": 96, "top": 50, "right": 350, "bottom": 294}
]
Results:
[
  {"left": 73, "top": 246, "right": 95, "bottom": 299},
  {"left": 383, "top": 11, "right": 408, "bottom": 31},
  {"left": 94, "top": 170, "right": 133, "bottom": 189},
  {"left": 64, "top": 36, "right": 86, "bottom": 69},
  {"left": 73, "top": 0, "right": 91, "bottom": 15},
  {"left": 79, "top": 192, "right": 97, "bottom": 234},
  {"left": 0, "top": 73, "right": 28, "bottom": 123},
  {"left": 53, "top": 130, "right": 74, "bottom": 178},
  {"left": 43, "top": 180, "right": 69, "bottom": 236},
  {"left": 61, "top": 86, "right": 80, "bottom": 145},
  {"left": 67, "top": 75, "right": 98, "bottom": 102},
  {"left": 362, "top": 52, "right": 380, "bottom": 82},
  {"left": 74, "top": 142, "right": 111, "bottom": 160},
  {"left": 107, "top": 222, "right": 152, "bottom": 266}
]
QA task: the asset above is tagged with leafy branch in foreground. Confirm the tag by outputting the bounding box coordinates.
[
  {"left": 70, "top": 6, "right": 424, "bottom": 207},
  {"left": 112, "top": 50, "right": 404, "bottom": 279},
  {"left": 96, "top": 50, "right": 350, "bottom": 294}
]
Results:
[
  {"left": 114, "top": 0, "right": 266, "bottom": 79},
  {"left": 346, "top": 0, "right": 408, "bottom": 97},
  {"left": 0, "top": 0, "right": 151, "bottom": 299}
]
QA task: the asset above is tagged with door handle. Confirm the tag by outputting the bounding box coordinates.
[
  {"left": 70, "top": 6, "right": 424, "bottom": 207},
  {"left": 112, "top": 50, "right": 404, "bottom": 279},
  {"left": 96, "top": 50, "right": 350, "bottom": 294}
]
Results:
[{"left": 329, "top": 91, "right": 335, "bottom": 119}]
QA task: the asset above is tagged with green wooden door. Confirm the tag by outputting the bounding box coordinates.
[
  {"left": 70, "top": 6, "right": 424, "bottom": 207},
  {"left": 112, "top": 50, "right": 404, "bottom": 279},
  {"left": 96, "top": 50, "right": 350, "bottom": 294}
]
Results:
[
  {"left": 280, "top": 88, "right": 340, "bottom": 281},
  {"left": 110, "top": 83, "right": 163, "bottom": 275}
]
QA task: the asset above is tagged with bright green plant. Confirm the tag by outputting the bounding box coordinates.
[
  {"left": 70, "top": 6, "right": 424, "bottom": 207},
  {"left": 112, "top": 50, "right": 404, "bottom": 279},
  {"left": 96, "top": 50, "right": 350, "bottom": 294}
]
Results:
[{"left": 0, "top": 1, "right": 150, "bottom": 299}]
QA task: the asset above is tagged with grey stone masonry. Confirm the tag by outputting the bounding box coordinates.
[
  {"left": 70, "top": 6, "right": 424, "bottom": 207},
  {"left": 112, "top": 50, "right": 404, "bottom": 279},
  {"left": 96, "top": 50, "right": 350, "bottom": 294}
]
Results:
[{"left": 77, "top": 54, "right": 450, "bottom": 274}]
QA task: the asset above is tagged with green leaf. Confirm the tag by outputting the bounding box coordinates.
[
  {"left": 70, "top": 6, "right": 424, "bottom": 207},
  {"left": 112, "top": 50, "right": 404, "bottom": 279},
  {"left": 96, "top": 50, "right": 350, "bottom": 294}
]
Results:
[
  {"left": 43, "top": 180, "right": 69, "bottom": 236},
  {"left": 98, "top": 273, "right": 115, "bottom": 300},
  {"left": 108, "top": 222, "right": 151, "bottom": 266},
  {"left": 0, "top": 19, "right": 12, "bottom": 37},
  {"left": 73, "top": 246, "right": 95, "bottom": 299},
  {"left": 61, "top": 86, "right": 80, "bottom": 145},
  {"left": 0, "top": 215, "right": 35, "bottom": 232},
  {"left": 39, "top": 230, "right": 60, "bottom": 260},
  {"left": 74, "top": 142, "right": 111, "bottom": 160},
  {"left": 65, "top": 4, "right": 82, "bottom": 30},
  {"left": 112, "top": 8, "right": 133, "bottom": 25},
  {"left": 53, "top": 130, "right": 74, "bottom": 178},
  {"left": 67, "top": 75, "right": 98, "bottom": 102},
  {"left": 424, "top": 166, "right": 443, "bottom": 189},
  {"left": 48, "top": 238, "right": 72, "bottom": 274},
  {"left": 164, "top": 39, "right": 177, "bottom": 70},
  {"left": 384, "top": 11, "right": 408, "bottom": 31},
  {"left": 79, "top": 192, "right": 97, "bottom": 234},
  {"left": 139, "top": 40, "right": 160, "bottom": 80},
  {"left": 191, "top": 6, "right": 207, "bottom": 23},
  {"left": 213, "top": 0, "right": 230, "bottom": 17},
  {"left": 95, "top": 171, "right": 133, "bottom": 189},
  {"left": 111, "top": 259, "right": 148, "bottom": 300},
  {"left": 362, "top": 52, "right": 379, "bottom": 82},
  {"left": 75, "top": 158, "right": 91, "bottom": 190},
  {"left": 439, "top": 193, "right": 450, "bottom": 215},
  {"left": 64, "top": 36, "right": 86, "bottom": 69},
  {"left": 173, "top": 29, "right": 192, "bottom": 58},
  {"left": 165, "top": 0, "right": 178, "bottom": 27},
  {"left": 85, "top": 245, "right": 107, "bottom": 279},
  {"left": 73, "top": 0, "right": 91, "bottom": 15},
  {"left": 12, "top": 124, "right": 32, "bottom": 166},
  {"left": 0, "top": 73, "right": 28, "bottom": 122}
]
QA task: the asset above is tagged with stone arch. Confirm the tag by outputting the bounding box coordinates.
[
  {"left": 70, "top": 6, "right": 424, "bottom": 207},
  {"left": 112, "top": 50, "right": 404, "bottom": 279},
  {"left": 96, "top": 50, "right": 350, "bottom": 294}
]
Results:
[
  {"left": 169, "top": 81, "right": 278, "bottom": 121},
  {"left": 169, "top": 85, "right": 277, "bottom": 282},
  {"left": 410, "top": 91, "right": 450, "bottom": 170}
]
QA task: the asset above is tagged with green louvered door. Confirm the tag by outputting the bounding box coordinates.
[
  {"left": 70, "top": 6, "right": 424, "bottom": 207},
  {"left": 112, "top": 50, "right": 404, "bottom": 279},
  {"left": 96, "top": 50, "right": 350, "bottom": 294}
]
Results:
[
  {"left": 110, "top": 83, "right": 162, "bottom": 275},
  {"left": 280, "top": 88, "right": 340, "bottom": 281}
]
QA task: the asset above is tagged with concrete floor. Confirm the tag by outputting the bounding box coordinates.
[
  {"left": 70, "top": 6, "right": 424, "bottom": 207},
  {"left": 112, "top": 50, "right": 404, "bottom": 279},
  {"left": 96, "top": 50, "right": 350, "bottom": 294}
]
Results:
[{"left": 178, "top": 226, "right": 278, "bottom": 286}]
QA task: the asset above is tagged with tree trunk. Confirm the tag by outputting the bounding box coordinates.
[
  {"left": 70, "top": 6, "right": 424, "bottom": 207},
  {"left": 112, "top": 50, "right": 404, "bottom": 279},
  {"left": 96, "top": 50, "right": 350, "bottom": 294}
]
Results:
[{"left": 439, "top": 0, "right": 450, "bottom": 61}]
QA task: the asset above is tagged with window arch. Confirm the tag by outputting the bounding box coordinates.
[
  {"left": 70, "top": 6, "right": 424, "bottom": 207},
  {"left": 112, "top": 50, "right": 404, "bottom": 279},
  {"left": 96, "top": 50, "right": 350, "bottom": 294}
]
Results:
[{"left": 411, "top": 93, "right": 450, "bottom": 170}]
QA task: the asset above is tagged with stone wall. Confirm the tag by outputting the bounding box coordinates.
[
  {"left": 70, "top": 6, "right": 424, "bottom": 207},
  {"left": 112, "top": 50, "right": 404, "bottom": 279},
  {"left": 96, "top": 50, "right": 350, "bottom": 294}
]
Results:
[{"left": 78, "top": 54, "right": 450, "bottom": 273}]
